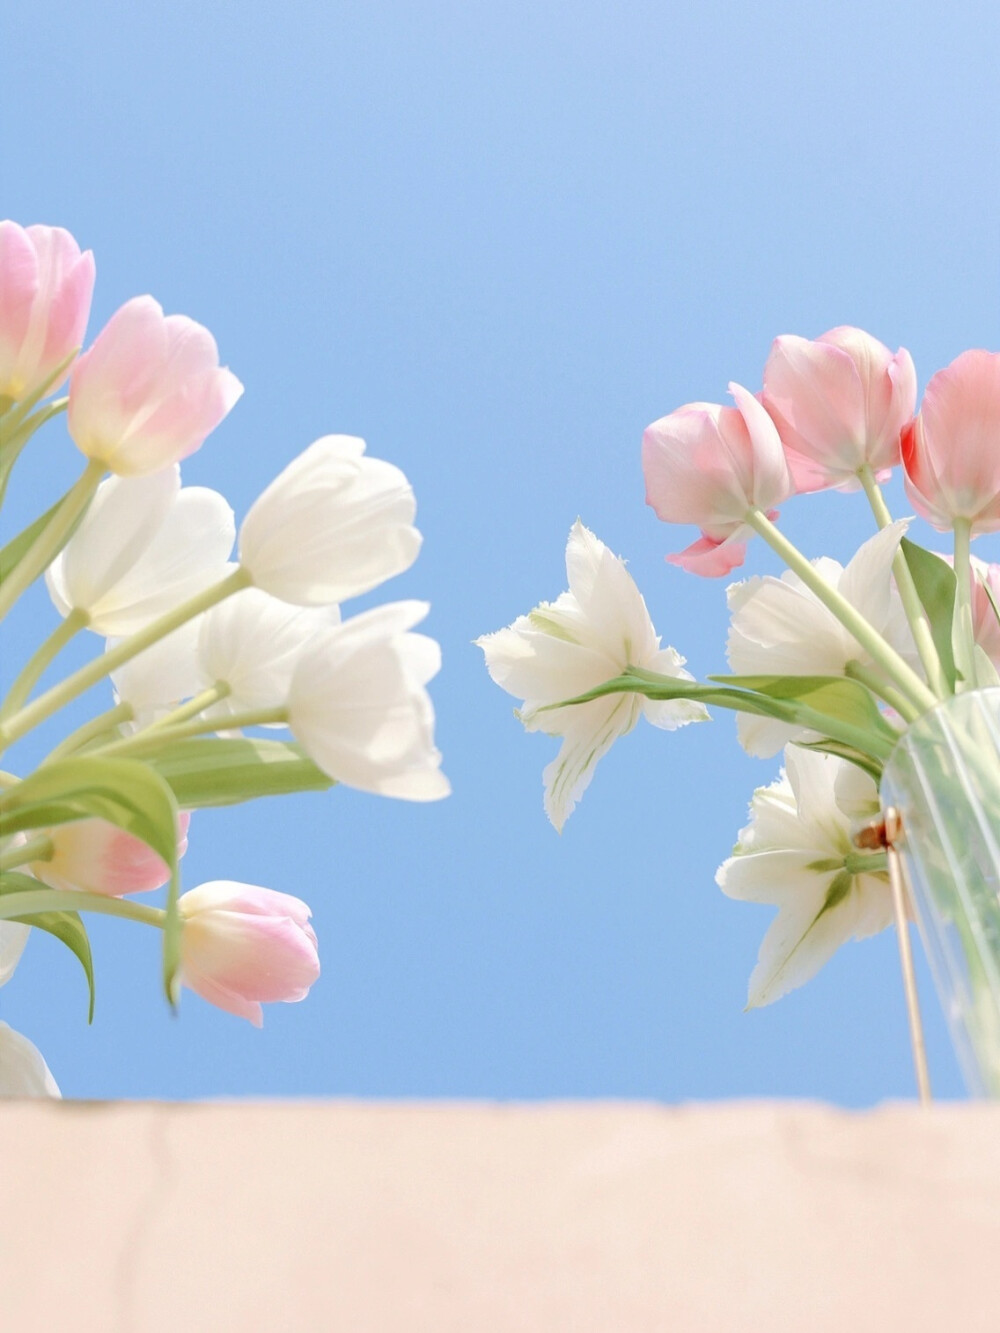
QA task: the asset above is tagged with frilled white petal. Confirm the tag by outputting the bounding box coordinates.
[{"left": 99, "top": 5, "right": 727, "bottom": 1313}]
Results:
[
  {"left": 199, "top": 587, "right": 341, "bottom": 714},
  {"left": 744, "top": 876, "right": 858, "bottom": 1007},
  {"left": 46, "top": 468, "right": 236, "bottom": 635},
  {"left": 287, "top": 601, "right": 448, "bottom": 800},
  {"left": 735, "top": 712, "right": 803, "bottom": 760},
  {"left": 542, "top": 695, "right": 639, "bottom": 832},
  {"left": 838, "top": 520, "right": 910, "bottom": 629},
  {"left": 0, "top": 921, "right": 30, "bottom": 987},
  {"left": 0, "top": 1022, "right": 61, "bottom": 1098},
  {"left": 238, "top": 436, "right": 422, "bottom": 606},
  {"left": 478, "top": 522, "right": 705, "bottom": 828}
]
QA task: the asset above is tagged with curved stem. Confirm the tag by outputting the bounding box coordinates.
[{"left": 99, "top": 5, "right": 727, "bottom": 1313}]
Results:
[
  {"left": 952, "top": 517, "right": 977, "bottom": 692},
  {"left": 0, "top": 833, "right": 52, "bottom": 872},
  {"left": 745, "top": 508, "right": 938, "bottom": 715},
  {"left": 856, "top": 465, "right": 949, "bottom": 699},
  {"left": 138, "top": 682, "right": 232, "bottom": 735},
  {"left": 0, "top": 566, "right": 251, "bottom": 756},
  {"left": 0, "top": 459, "right": 104, "bottom": 621},
  {"left": 0, "top": 350, "right": 78, "bottom": 440},
  {"left": 844, "top": 659, "right": 919, "bottom": 723},
  {"left": 98, "top": 704, "right": 288, "bottom": 760},
  {"left": 0, "top": 886, "right": 166, "bottom": 928},
  {"left": 42, "top": 701, "right": 134, "bottom": 766},
  {"left": 0, "top": 398, "right": 71, "bottom": 506},
  {"left": 0, "top": 608, "right": 89, "bottom": 720}
]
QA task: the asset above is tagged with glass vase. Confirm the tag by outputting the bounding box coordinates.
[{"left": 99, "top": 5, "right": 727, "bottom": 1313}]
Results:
[{"left": 881, "top": 686, "right": 1000, "bottom": 1097}]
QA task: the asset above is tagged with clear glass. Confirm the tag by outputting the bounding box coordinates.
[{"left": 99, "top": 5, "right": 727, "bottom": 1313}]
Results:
[{"left": 882, "top": 687, "right": 1000, "bottom": 1097}]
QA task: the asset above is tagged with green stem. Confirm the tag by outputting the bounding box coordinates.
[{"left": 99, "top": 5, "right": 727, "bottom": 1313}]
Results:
[
  {"left": 42, "top": 701, "right": 134, "bottom": 766},
  {"left": 745, "top": 508, "right": 938, "bottom": 715},
  {"left": 0, "top": 833, "right": 52, "bottom": 872},
  {"left": 138, "top": 682, "right": 232, "bottom": 735},
  {"left": 953, "top": 517, "right": 977, "bottom": 692},
  {"left": 0, "top": 608, "right": 89, "bottom": 720},
  {"left": 844, "top": 659, "right": 919, "bottom": 723},
  {"left": 0, "top": 887, "right": 166, "bottom": 928},
  {"left": 0, "top": 398, "right": 70, "bottom": 507},
  {"left": 0, "top": 566, "right": 251, "bottom": 755},
  {"left": 0, "top": 459, "right": 104, "bottom": 620},
  {"left": 0, "top": 349, "right": 78, "bottom": 440},
  {"left": 856, "top": 465, "right": 949, "bottom": 699},
  {"left": 99, "top": 704, "right": 288, "bottom": 760}
]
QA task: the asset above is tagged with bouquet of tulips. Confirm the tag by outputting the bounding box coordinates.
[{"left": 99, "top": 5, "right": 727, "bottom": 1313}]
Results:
[
  {"left": 0, "top": 221, "right": 447, "bottom": 1096},
  {"left": 480, "top": 327, "right": 1000, "bottom": 1075}
]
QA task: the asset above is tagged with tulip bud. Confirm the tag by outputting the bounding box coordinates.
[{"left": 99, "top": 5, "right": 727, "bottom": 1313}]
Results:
[
  {"left": 0, "top": 1022, "right": 61, "bottom": 1098},
  {"left": 902, "top": 350, "right": 1000, "bottom": 533},
  {"left": 238, "top": 435, "right": 421, "bottom": 605},
  {"left": 287, "top": 601, "right": 449, "bottom": 800},
  {"left": 642, "top": 383, "right": 793, "bottom": 576},
  {"left": 178, "top": 881, "right": 320, "bottom": 1026},
  {"left": 0, "top": 221, "right": 95, "bottom": 402},
  {"left": 47, "top": 466, "right": 236, "bottom": 636},
  {"left": 762, "top": 326, "right": 917, "bottom": 493},
  {"left": 68, "top": 296, "right": 243, "bottom": 475},
  {"left": 31, "top": 813, "right": 191, "bottom": 897}
]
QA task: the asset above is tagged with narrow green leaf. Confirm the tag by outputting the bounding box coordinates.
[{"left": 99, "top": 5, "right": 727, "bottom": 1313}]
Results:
[
  {"left": 148, "top": 737, "right": 335, "bottom": 808},
  {"left": 795, "top": 738, "right": 884, "bottom": 782},
  {"left": 717, "top": 674, "right": 899, "bottom": 749},
  {"left": 0, "top": 756, "right": 181, "bottom": 1005},
  {"left": 901, "top": 538, "right": 958, "bottom": 690},
  {"left": 0, "top": 495, "right": 66, "bottom": 582},
  {"left": 0, "top": 871, "right": 95, "bottom": 1021}
]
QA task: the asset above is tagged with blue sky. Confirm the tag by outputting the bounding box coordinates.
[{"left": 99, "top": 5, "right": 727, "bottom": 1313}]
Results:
[{"left": 2, "top": 0, "right": 998, "bottom": 1101}]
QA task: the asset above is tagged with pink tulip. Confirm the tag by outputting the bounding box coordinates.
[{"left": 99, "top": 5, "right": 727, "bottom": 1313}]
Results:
[
  {"left": 762, "top": 326, "right": 917, "bottom": 493},
  {"left": 969, "top": 557, "right": 1000, "bottom": 666},
  {"left": 178, "top": 881, "right": 320, "bottom": 1027},
  {"left": 68, "top": 296, "right": 243, "bottom": 475},
  {"left": 642, "top": 383, "right": 793, "bottom": 576},
  {"left": 31, "top": 813, "right": 191, "bottom": 898},
  {"left": 0, "top": 222, "right": 95, "bottom": 402},
  {"left": 902, "top": 350, "right": 1000, "bottom": 533}
]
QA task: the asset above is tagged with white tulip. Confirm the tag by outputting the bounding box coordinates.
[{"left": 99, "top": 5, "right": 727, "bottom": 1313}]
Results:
[
  {"left": 716, "top": 747, "right": 891, "bottom": 1007},
  {"left": 0, "top": 1022, "right": 61, "bottom": 1098},
  {"left": 726, "top": 520, "right": 917, "bottom": 757},
  {"left": 47, "top": 466, "right": 236, "bottom": 636},
  {"left": 287, "top": 601, "right": 449, "bottom": 800},
  {"left": 0, "top": 921, "right": 30, "bottom": 987},
  {"left": 198, "top": 588, "right": 341, "bottom": 719},
  {"left": 110, "top": 618, "right": 205, "bottom": 719},
  {"left": 477, "top": 520, "right": 707, "bottom": 831},
  {"left": 238, "top": 436, "right": 421, "bottom": 606}
]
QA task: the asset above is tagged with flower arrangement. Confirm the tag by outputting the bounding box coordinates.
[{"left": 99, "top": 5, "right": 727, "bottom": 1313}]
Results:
[
  {"left": 0, "top": 221, "right": 447, "bottom": 1095},
  {"left": 480, "top": 326, "right": 1000, "bottom": 1096}
]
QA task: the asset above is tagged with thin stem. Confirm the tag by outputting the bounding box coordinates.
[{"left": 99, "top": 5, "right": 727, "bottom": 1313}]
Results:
[
  {"left": 42, "top": 701, "right": 134, "bottom": 766},
  {"left": 138, "top": 682, "right": 232, "bottom": 735},
  {"left": 99, "top": 704, "right": 288, "bottom": 760},
  {"left": 0, "top": 833, "right": 52, "bottom": 872},
  {"left": 952, "top": 517, "right": 977, "bottom": 692},
  {"left": 857, "top": 465, "right": 950, "bottom": 699},
  {"left": 844, "top": 659, "right": 919, "bottom": 724},
  {"left": 0, "top": 459, "right": 104, "bottom": 621},
  {"left": 745, "top": 508, "right": 938, "bottom": 715},
  {"left": 0, "top": 349, "right": 78, "bottom": 440},
  {"left": 0, "top": 566, "right": 251, "bottom": 755},
  {"left": 884, "top": 809, "right": 932, "bottom": 1106},
  {"left": 0, "top": 608, "right": 89, "bottom": 720},
  {"left": 0, "top": 886, "right": 166, "bottom": 929},
  {"left": 0, "top": 398, "right": 71, "bottom": 506}
]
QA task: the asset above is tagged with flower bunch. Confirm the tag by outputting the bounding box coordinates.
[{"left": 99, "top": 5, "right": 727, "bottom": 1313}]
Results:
[
  {"left": 481, "top": 326, "right": 1000, "bottom": 1031},
  {"left": 0, "top": 221, "right": 447, "bottom": 1095}
]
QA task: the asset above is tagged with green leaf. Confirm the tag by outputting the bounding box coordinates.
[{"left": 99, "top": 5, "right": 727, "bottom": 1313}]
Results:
[
  {"left": 901, "top": 538, "right": 958, "bottom": 690},
  {"left": 0, "top": 756, "right": 181, "bottom": 1005},
  {"left": 795, "top": 738, "right": 883, "bottom": 783},
  {"left": 0, "top": 495, "right": 66, "bottom": 583},
  {"left": 148, "top": 737, "right": 335, "bottom": 808},
  {"left": 552, "top": 668, "right": 898, "bottom": 762},
  {"left": 0, "top": 871, "right": 95, "bottom": 1021}
]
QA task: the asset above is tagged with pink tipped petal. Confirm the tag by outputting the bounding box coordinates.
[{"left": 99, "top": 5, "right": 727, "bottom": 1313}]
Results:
[
  {"left": 667, "top": 533, "right": 749, "bottom": 577},
  {"left": 763, "top": 327, "right": 915, "bottom": 493},
  {"left": 903, "top": 350, "right": 1000, "bottom": 532},
  {"left": 68, "top": 294, "right": 240, "bottom": 475},
  {"left": 31, "top": 812, "right": 190, "bottom": 897},
  {"left": 0, "top": 221, "right": 94, "bottom": 401}
]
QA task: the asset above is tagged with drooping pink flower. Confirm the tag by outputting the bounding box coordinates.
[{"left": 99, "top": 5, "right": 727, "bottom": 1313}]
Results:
[
  {"left": 902, "top": 350, "right": 1000, "bottom": 532},
  {"left": 0, "top": 222, "right": 95, "bottom": 402},
  {"left": 762, "top": 326, "right": 917, "bottom": 493},
  {"left": 31, "top": 812, "right": 191, "bottom": 897},
  {"left": 642, "top": 383, "right": 793, "bottom": 576},
  {"left": 178, "top": 881, "right": 320, "bottom": 1027},
  {"left": 68, "top": 296, "right": 243, "bottom": 475}
]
